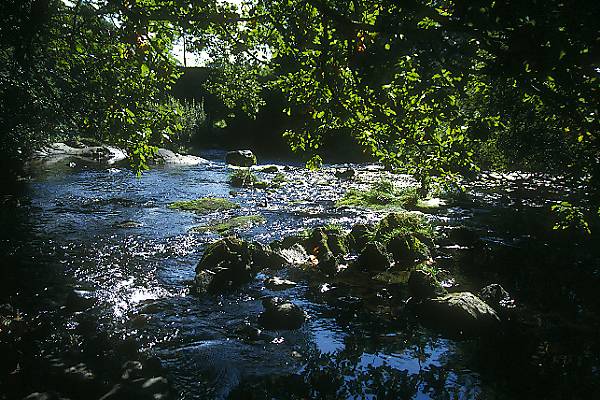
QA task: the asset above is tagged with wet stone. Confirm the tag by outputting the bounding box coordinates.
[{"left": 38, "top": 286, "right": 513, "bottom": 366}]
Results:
[
  {"left": 194, "top": 237, "right": 255, "bottom": 294},
  {"left": 65, "top": 290, "right": 95, "bottom": 312},
  {"left": 259, "top": 298, "right": 306, "bottom": 330},
  {"left": 417, "top": 292, "right": 501, "bottom": 337},
  {"left": 480, "top": 283, "right": 514, "bottom": 311},
  {"left": 226, "top": 150, "right": 257, "bottom": 167},
  {"left": 356, "top": 242, "right": 393, "bottom": 272},
  {"left": 334, "top": 168, "right": 356, "bottom": 179},
  {"left": 408, "top": 268, "right": 447, "bottom": 299},
  {"left": 121, "top": 361, "right": 144, "bottom": 381}
]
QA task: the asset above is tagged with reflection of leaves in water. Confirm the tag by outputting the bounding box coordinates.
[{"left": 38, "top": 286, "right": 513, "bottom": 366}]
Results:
[{"left": 230, "top": 347, "right": 484, "bottom": 399}]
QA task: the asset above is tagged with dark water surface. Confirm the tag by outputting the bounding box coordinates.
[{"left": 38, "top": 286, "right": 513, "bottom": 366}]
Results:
[{"left": 2, "top": 151, "right": 600, "bottom": 399}]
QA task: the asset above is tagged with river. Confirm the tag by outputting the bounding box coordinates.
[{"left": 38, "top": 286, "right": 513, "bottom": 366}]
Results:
[{"left": 1, "top": 150, "right": 599, "bottom": 399}]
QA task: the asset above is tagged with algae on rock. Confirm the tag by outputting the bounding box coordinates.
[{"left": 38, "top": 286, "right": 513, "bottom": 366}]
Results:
[{"left": 168, "top": 197, "right": 239, "bottom": 214}]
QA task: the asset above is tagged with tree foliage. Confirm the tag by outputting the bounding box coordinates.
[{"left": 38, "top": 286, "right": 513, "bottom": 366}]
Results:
[
  {"left": 1, "top": 0, "right": 598, "bottom": 198},
  {"left": 1, "top": 0, "right": 186, "bottom": 172}
]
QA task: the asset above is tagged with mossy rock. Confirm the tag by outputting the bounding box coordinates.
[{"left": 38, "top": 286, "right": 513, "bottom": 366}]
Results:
[
  {"left": 195, "top": 237, "right": 251, "bottom": 273},
  {"left": 322, "top": 225, "right": 349, "bottom": 256},
  {"left": 372, "top": 270, "right": 411, "bottom": 284},
  {"left": 304, "top": 228, "right": 340, "bottom": 275},
  {"left": 386, "top": 232, "right": 431, "bottom": 267},
  {"left": 347, "top": 223, "right": 375, "bottom": 252},
  {"left": 375, "top": 212, "right": 434, "bottom": 245},
  {"left": 249, "top": 242, "right": 288, "bottom": 270},
  {"left": 416, "top": 292, "right": 500, "bottom": 337},
  {"left": 229, "top": 168, "right": 269, "bottom": 189},
  {"left": 168, "top": 197, "right": 239, "bottom": 214},
  {"left": 192, "top": 215, "right": 265, "bottom": 235},
  {"left": 356, "top": 241, "right": 393, "bottom": 273},
  {"left": 408, "top": 267, "right": 447, "bottom": 299}
]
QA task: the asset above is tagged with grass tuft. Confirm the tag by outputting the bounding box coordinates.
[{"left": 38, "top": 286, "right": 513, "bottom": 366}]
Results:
[{"left": 336, "top": 179, "right": 420, "bottom": 210}]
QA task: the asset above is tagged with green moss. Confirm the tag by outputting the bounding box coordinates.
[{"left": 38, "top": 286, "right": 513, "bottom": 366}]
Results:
[
  {"left": 373, "top": 212, "right": 435, "bottom": 267},
  {"left": 375, "top": 212, "right": 434, "bottom": 242},
  {"left": 229, "top": 168, "right": 269, "bottom": 189},
  {"left": 168, "top": 197, "right": 239, "bottom": 214},
  {"left": 192, "top": 215, "right": 266, "bottom": 234},
  {"left": 336, "top": 180, "right": 420, "bottom": 210}
]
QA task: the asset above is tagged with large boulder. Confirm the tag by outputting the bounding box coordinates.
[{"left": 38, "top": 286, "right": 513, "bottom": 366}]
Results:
[
  {"left": 226, "top": 150, "right": 257, "bottom": 167},
  {"left": 417, "top": 292, "right": 501, "bottom": 336},
  {"left": 194, "top": 237, "right": 254, "bottom": 293},
  {"left": 356, "top": 241, "right": 393, "bottom": 272},
  {"left": 258, "top": 298, "right": 306, "bottom": 330}
]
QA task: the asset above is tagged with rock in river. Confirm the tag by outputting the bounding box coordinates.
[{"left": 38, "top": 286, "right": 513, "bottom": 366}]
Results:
[
  {"left": 226, "top": 150, "right": 257, "bottom": 167},
  {"left": 356, "top": 241, "right": 393, "bottom": 272},
  {"left": 194, "top": 237, "right": 254, "bottom": 294},
  {"left": 408, "top": 268, "right": 447, "bottom": 299},
  {"left": 258, "top": 298, "right": 306, "bottom": 330},
  {"left": 416, "top": 292, "right": 501, "bottom": 336},
  {"left": 264, "top": 276, "right": 297, "bottom": 290},
  {"left": 480, "top": 283, "right": 514, "bottom": 311}
]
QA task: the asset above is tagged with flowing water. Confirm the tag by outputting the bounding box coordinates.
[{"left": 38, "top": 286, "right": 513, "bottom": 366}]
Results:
[{"left": 1, "top": 150, "right": 599, "bottom": 399}]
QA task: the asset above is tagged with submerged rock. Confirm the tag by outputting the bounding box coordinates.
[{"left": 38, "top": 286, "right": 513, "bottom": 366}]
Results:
[
  {"left": 356, "top": 242, "right": 393, "bottom": 272},
  {"left": 259, "top": 298, "right": 306, "bottom": 330},
  {"left": 417, "top": 292, "right": 501, "bottom": 336},
  {"left": 408, "top": 268, "right": 447, "bottom": 299},
  {"left": 234, "top": 323, "right": 264, "bottom": 341},
  {"left": 226, "top": 150, "right": 257, "bottom": 167},
  {"left": 194, "top": 237, "right": 254, "bottom": 293}
]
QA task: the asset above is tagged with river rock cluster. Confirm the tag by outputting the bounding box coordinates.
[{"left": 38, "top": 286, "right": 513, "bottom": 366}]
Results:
[{"left": 192, "top": 211, "right": 507, "bottom": 337}]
